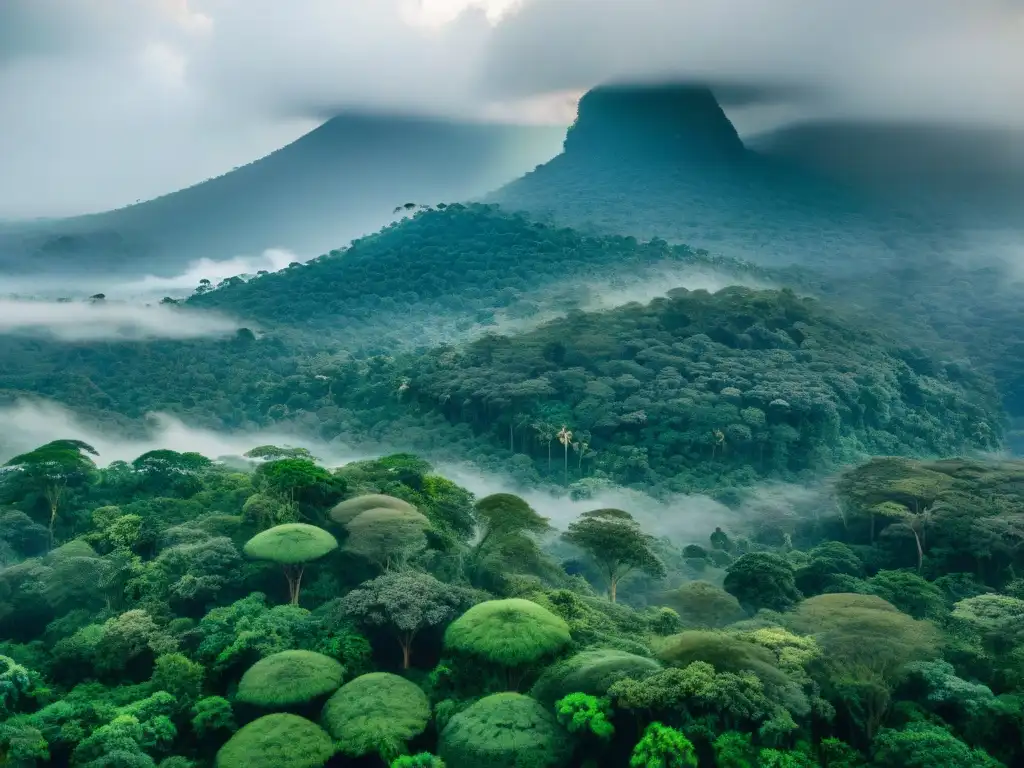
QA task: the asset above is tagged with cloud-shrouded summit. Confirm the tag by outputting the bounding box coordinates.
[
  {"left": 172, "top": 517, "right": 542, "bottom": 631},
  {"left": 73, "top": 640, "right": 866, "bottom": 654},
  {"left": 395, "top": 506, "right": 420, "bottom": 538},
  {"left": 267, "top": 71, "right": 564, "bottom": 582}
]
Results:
[{"left": 1, "top": 0, "right": 1023, "bottom": 217}]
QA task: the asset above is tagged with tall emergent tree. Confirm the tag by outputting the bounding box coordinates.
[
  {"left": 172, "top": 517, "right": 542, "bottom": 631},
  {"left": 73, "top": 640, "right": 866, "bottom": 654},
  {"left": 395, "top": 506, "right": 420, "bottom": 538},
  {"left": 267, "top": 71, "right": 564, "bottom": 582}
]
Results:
[
  {"left": 131, "top": 450, "right": 212, "bottom": 496},
  {"left": 341, "top": 571, "right": 478, "bottom": 669},
  {"left": 243, "top": 523, "right": 338, "bottom": 605},
  {"left": 471, "top": 493, "right": 551, "bottom": 561},
  {"left": 2, "top": 439, "right": 99, "bottom": 546},
  {"left": 344, "top": 508, "right": 430, "bottom": 572},
  {"left": 563, "top": 508, "right": 666, "bottom": 602}
]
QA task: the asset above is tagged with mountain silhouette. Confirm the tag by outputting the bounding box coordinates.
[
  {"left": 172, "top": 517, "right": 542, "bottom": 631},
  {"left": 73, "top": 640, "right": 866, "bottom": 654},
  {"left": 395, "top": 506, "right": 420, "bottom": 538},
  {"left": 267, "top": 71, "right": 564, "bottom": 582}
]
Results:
[{"left": 0, "top": 114, "right": 563, "bottom": 277}]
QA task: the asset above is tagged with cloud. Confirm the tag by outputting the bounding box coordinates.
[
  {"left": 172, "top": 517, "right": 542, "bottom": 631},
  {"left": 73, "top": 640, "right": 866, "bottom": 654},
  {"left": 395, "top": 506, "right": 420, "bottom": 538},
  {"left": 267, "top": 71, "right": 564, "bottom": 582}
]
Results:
[
  {"left": 0, "top": 398, "right": 364, "bottom": 467},
  {"left": 2, "top": 0, "right": 1024, "bottom": 218},
  {"left": 437, "top": 461, "right": 739, "bottom": 542},
  {"left": 482, "top": 0, "right": 1024, "bottom": 126},
  {"left": 114, "top": 248, "right": 301, "bottom": 299},
  {"left": 0, "top": 298, "right": 244, "bottom": 340}
]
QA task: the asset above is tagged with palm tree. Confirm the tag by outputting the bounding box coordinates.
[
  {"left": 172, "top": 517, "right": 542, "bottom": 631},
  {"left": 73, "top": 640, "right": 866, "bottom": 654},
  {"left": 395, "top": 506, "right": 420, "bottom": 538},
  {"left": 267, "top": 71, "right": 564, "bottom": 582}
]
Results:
[
  {"left": 573, "top": 440, "right": 590, "bottom": 476},
  {"left": 557, "top": 426, "right": 573, "bottom": 486},
  {"left": 534, "top": 422, "right": 554, "bottom": 472}
]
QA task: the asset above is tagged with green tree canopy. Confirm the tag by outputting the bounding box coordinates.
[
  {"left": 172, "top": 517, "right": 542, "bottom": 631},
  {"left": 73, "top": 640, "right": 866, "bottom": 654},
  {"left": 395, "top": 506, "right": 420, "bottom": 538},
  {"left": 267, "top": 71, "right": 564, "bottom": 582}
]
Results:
[
  {"left": 786, "top": 593, "right": 941, "bottom": 741},
  {"left": 530, "top": 648, "right": 661, "bottom": 707},
  {"left": 438, "top": 692, "right": 571, "bottom": 768},
  {"left": 723, "top": 553, "right": 802, "bottom": 613},
  {"left": 243, "top": 524, "right": 338, "bottom": 605},
  {"left": 871, "top": 721, "right": 1004, "bottom": 768},
  {"left": 321, "top": 672, "right": 430, "bottom": 762},
  {"left": 131, "top": 450, "right": 212, "bottom": 495},
  {"left": 235, "top": 650, "right": 345, "bottom": 709},
  {"left": 660, "top": 581, "right": 745, "bottom": 628},
  {"left": 629, "top": 721, "right": 697, "bottom": 768},
  {"left": 472, "top": 494, "right": 551, "bottom": 554},
  {"left": 344, "top": 507, "right": 430, "bottom": 572},
  {"left": 215, "top": 713, "right": 334, "bottom": 768},
  {"left": 254, "top": 459, "right": 345, "bottom": 510},
  {"left": 245, "top": 445, "right": 316, "bottom": 461},
  {"left": 2, "top": 439, "right": 99, "bottom": 544},
  {"left": 444, "top": 599, "right": 571, "bottom": 674},
  {"left": 330, "top": 494, "right": 418, "bottom": 526},
  {"left": 341, "top": 570, "right": 478, "bottom": 669},
  {"left": 563, "top": 508, "right": 666, "bottom": 602}
]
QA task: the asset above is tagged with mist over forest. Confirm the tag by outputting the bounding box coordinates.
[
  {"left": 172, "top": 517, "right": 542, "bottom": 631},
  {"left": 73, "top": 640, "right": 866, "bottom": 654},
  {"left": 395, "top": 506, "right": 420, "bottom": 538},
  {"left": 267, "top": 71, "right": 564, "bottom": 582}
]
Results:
[{"left": 2, "top": 2, "right": 1024, "bottom": 767}]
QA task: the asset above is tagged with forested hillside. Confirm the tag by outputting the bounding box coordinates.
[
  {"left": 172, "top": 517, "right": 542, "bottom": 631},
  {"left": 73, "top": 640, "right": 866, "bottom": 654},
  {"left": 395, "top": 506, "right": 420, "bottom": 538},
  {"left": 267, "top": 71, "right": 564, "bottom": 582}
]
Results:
[
  {"left": 2, "top": 443, "right": 1023, "bottom": 767},
  {"left": 0, "top": 282, "right": 1003, "bottom": 503},
  {"left": 395, "top": 286, "right": 1002, "bottom": 493},
  {"left": 189, "top": 202, "right": 765, "bottom": 345}
]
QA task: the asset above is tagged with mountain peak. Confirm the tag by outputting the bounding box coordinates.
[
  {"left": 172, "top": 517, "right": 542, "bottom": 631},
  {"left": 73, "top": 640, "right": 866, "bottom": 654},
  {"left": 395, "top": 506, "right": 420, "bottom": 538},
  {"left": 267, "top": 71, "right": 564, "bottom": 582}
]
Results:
[{"left": 563, "top": 83, "right": 747, "bottom": 162}]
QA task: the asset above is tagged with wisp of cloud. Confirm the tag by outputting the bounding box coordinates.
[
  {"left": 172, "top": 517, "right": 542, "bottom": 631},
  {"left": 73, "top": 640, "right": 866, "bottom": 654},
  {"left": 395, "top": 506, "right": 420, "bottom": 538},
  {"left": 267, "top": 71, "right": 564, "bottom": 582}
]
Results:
[
  {"left": 0, "top": 399, "right": 366, "bottom": 468},
  {"left": 0, "top": 298, "right": 244, "bottom": 340}
]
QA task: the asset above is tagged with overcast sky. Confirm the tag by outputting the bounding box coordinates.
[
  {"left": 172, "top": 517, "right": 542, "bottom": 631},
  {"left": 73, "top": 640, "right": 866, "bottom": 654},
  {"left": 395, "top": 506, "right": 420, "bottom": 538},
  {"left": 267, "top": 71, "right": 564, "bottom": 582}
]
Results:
[{"left": 1, "top": 0, "right": 1022, "bottom": 218}]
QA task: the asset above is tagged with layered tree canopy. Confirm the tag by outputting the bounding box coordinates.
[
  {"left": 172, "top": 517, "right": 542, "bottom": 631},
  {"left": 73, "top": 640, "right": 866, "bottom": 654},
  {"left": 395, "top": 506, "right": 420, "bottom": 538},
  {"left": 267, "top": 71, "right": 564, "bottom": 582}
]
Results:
[
  {"left": 215, "top": 713, "right": 334, "bottom": 768},
  {"left": 438, "top": 693, "right": 571, "bottom": 768},
  {"left": 235, "top": 650, "right": 345, "bottom": 709},
  {"left": 242, "top": 524, "right": 339, "bottom": 565},
  {"left": 321, "top": 672, "right": 430, "bottom": 760},
  {"left": 444, "top": 599, "right": 571, "bottom": 669}
]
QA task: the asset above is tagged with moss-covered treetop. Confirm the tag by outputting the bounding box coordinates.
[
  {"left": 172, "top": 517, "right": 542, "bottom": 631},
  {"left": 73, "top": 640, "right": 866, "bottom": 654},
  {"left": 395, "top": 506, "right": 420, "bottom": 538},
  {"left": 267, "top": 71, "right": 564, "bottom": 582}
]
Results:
[
  {"left": 242, "top": 523, "right": 338, "bottom": 565},
  {"left": 235, "top": 650, "right": 345, "bottom": 709},
  {"left": 215, "top": 713, "right": 334, "bottom": 768},
  {"left": 330, "top": 494, "right": 418, "bottom": 526},
  {"left": 444, "top": 598, "right": 571, "bottom": 667},
  {"left": 321, "top": 672, "right": 430, "bottom": 757},
  {"left": 530, "top": 648, "right": 662, "bottom": 707},
  {"left": 438, "top": 692, "right": 571, "bottom": 768}
]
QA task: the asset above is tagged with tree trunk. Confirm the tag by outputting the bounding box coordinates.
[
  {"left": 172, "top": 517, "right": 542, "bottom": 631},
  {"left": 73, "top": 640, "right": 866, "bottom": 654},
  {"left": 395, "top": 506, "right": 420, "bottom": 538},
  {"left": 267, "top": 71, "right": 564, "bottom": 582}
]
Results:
[
  {"left": 284, "top": 565, "right": 305, "bottom": 605},
  {"left": 547, "top": 441, "right": 552, "bottom": 471},
  {"left": 48, "top": 504, "right": 58, "bottom": 549},
  {"left": 911, "top": 528, "right": 923, "bottom": 572},
  {"left": 609, "top": 576, "right": 618, "bottom": 603},
  {"left": 400, "top": 635, "right": 412, "bottom": 670}
]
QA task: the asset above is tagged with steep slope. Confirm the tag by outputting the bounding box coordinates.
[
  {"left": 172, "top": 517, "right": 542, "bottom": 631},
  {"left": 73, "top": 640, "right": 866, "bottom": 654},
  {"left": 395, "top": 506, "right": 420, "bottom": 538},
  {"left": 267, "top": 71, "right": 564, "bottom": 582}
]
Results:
[{"left": 0, "top": 115, "right": 564, "bottom": 277}]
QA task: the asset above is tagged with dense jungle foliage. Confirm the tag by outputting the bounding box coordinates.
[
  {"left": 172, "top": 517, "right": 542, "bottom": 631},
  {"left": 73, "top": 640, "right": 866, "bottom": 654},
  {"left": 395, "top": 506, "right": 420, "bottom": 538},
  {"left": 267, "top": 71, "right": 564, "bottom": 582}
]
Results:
[
  {"left": 2, "top": 445, "right": 1024, "bottom": 768},
  {"left": 187, "top": 203, "right": 763, "bottom": 347},
  {"left": 0, "top": 280, "right": 1003, "bottom": 497}
]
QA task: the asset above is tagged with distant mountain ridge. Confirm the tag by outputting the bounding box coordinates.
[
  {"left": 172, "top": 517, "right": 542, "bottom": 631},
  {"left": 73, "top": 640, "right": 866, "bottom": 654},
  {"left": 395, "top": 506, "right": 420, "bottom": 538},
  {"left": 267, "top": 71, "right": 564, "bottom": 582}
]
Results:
[{"left": 0, "top": 114, "right": 564, "bottom": 277}]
